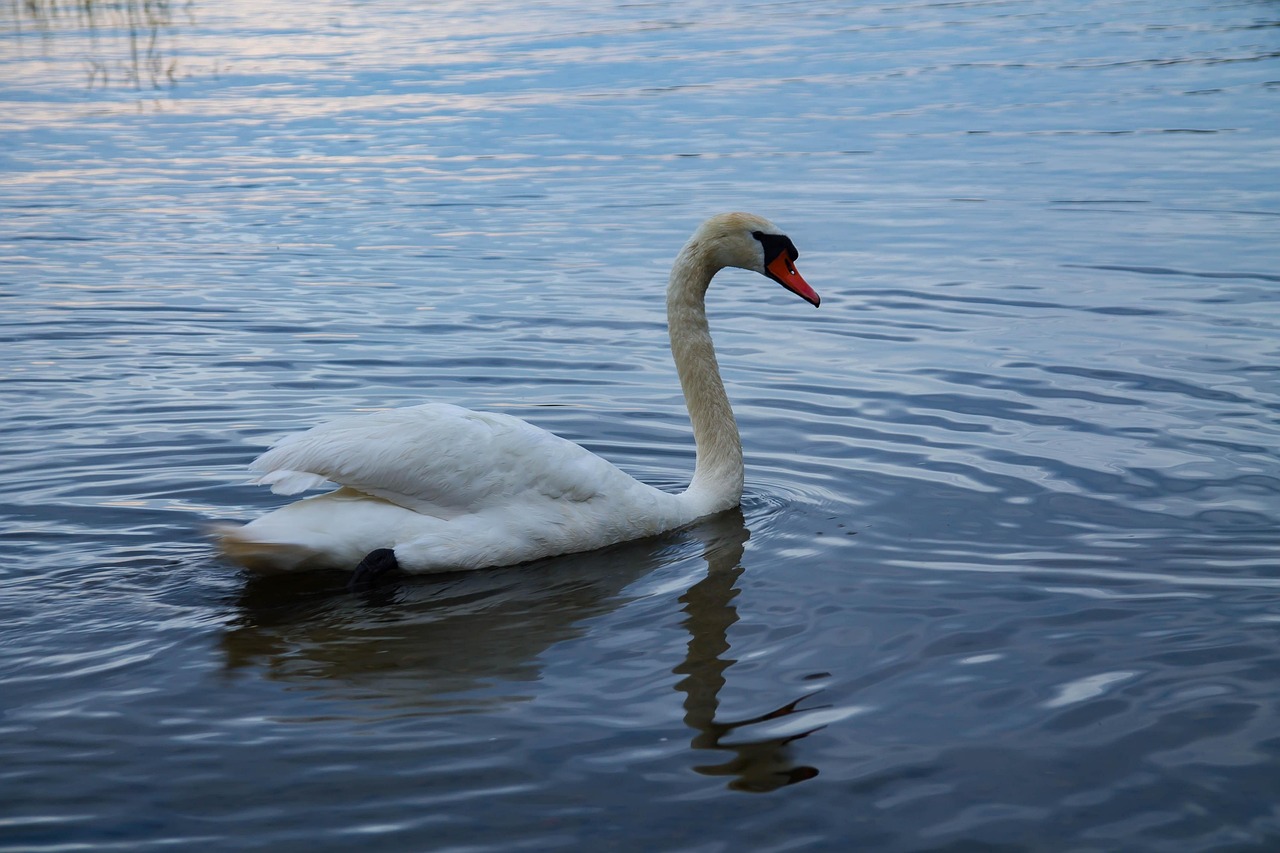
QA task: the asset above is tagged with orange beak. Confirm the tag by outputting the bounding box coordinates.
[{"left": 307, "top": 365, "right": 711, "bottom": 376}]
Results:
[{"left": 766, "top": 254, "right": 820, "bottom": 307}]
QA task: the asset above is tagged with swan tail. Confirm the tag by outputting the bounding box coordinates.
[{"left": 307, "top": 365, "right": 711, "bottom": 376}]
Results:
[
  {"left": 251, "top": 469, "right": 333, "bottom": 495},
  {"left": 211, "top": 523, "right": 328, "bottom": 574}
]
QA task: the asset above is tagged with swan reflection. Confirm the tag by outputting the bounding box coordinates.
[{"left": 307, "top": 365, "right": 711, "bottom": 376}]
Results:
[
  {"left": 676, "top": 512, "right": 822, "bottom": 792},
  {"left": 221, "top": 509, "right": 819, "bottom": 791}
]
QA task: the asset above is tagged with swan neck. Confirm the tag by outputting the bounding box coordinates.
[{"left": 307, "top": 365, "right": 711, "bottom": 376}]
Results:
[{"left": 668, "top": 240, "right": 744, "bottom": 515}]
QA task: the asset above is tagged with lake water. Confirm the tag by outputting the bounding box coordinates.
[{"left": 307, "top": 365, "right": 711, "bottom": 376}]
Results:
[{"left": 2, "top": 0, "right": 1278, "bottom": 849}]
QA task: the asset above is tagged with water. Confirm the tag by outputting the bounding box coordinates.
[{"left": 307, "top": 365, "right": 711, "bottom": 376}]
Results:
[{"left": 2, "top": 0, "right": 1278, "bottom": 849}]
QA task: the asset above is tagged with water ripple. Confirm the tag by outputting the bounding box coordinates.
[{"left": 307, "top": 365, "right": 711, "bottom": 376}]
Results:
[{"left": 2, "top": 0, "right": 1279, "bottom": 849}]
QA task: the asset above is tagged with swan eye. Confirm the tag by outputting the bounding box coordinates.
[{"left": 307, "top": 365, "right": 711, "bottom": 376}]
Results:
[{"left": 752, "top": 230, "right": 800, "bottom": 265}]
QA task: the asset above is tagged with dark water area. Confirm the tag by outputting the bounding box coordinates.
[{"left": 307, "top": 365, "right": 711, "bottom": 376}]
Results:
[{"left": 2, "top": 0, "right": 1278, "bottom": 850}]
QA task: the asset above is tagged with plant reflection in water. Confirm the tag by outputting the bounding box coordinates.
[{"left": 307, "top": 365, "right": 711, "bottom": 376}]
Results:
[{"left": 5, "top": 0, "right": 190, "bottom": 89}]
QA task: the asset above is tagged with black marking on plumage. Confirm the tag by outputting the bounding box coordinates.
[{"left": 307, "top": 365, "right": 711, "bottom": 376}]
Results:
[{"left": 752, "top": 230, "right": 799, "bottom": 264}]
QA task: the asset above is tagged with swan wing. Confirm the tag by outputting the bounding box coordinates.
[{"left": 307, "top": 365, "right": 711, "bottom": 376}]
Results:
[{"left": 248, "top": 403, "right": 636, "bottom": 517}]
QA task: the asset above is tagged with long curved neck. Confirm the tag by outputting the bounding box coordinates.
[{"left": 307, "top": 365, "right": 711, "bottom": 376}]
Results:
[{"left": 668, "top": 239, "right": 744, "bottom": 516}]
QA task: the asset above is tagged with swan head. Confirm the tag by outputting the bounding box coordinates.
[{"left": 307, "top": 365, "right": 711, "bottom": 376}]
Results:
[{"left": 689, "top": 212, "right": 820, "bottom": 307}]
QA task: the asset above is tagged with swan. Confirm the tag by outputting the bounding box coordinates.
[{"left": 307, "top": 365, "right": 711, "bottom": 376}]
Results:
[{"left": 216, "top": 212, "right": 819, "bottom": 583}]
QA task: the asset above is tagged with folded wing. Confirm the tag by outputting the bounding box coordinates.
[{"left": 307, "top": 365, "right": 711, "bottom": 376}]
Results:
[{"left": 249, "top": 403, "right": 637, "bottom": 518}]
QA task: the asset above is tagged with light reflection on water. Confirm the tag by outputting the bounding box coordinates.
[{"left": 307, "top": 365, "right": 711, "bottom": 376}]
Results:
[{"left": 2, "top": 0, "right": 1279, "bottom": 849}]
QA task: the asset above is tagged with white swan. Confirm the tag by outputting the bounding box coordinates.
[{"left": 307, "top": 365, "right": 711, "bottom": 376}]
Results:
[{"left": 216, "top": 212, "right": 819, "bottom": 581}]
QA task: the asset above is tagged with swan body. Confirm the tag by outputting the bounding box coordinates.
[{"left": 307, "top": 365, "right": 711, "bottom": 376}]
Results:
[{"left": 217, "top": 212, "right": 819, "bottom": 576}]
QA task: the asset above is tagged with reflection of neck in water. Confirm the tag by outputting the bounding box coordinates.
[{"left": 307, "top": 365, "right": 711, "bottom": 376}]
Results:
[{"left": 675, "top": 510, "right": 821, "bottom": 793}]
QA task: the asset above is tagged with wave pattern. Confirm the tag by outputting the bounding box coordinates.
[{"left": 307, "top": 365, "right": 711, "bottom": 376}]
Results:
[{"left": 1, "top": 0, "right": 1278, "bottom": 849}]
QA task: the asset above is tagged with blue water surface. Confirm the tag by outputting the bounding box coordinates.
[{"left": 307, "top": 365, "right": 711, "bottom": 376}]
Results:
[{"left": 1, "top": 0, "right": 1278, "bottom": 850}]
